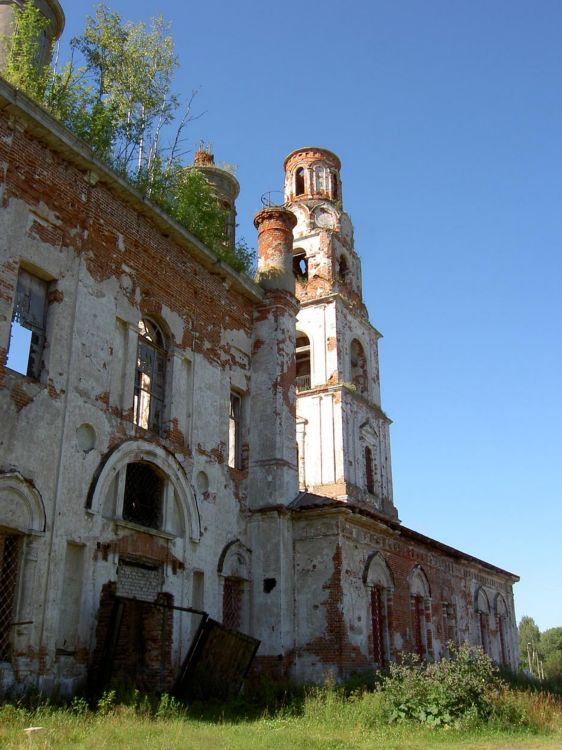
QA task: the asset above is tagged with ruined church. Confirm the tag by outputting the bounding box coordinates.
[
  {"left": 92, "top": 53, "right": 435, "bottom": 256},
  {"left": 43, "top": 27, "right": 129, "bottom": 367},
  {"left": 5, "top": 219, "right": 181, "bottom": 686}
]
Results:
[{"left": 0, "top": 0, "right": 518, "bottom": 696}]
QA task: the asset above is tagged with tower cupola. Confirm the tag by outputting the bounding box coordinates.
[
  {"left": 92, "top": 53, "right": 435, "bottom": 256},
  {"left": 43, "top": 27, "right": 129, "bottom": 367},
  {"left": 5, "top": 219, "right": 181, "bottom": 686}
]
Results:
[
  {"left": 0, "top": 0, "right": 65, "bottom": 69},
  {"left": 284, "top": 147, "right": 341, "bottom": 204}
]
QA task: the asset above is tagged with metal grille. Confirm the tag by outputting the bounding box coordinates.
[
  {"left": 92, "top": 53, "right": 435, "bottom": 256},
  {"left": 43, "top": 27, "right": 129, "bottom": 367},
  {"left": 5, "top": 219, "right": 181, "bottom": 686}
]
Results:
[
  {"left": 371, "top": 586, "right": 385, "bottom": 666},
  {"left": 0, "top": 535, "right": 21, "bottom": 661},
  {"left": 123, "top": 462, "right": 163, "bottom": 530},
  {"left": 223, "top": 578, "right": 243, "bottom": 631}
]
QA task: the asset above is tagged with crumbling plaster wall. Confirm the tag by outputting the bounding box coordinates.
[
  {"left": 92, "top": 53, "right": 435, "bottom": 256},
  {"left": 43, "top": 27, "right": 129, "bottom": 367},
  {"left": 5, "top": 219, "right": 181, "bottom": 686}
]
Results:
[
  {"left": 291, "top": 512, "right": 518, "bottom": 681},
  {"left": 0, "top": 100, "right": 260, "bottom": 693}
]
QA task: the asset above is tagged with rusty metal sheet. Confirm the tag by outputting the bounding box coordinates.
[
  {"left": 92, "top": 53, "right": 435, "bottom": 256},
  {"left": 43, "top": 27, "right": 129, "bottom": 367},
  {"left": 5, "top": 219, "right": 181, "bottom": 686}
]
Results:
[{"left": 175, "top": 618, "right": 260, "bottom": 700}]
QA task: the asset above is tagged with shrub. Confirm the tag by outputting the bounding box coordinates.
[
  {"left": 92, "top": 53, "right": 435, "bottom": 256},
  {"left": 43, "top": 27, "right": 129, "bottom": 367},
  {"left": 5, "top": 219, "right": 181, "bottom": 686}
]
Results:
[{"left": 380, "top": 643, "right": 503, "bottom": 727}]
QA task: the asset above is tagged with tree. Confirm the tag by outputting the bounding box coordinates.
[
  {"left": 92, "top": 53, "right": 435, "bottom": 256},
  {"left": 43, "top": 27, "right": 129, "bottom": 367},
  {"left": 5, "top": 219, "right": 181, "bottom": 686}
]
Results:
[
  {"left": 518, "top": 615, "right": 541, "bottom": 671},
  {"left": 2, "top": 2, "right": 254, "bottom": 274},
  {"left": 541, "top": 627, "right": 562, "bottom": 680}
]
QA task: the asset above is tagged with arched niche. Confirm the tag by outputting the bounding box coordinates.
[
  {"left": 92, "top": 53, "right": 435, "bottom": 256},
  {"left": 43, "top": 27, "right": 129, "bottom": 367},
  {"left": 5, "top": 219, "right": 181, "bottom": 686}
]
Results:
[
  {"left": 0, "top": 472, "right": 46, "bottom": 534},
  {"left": 409, "top": 564, "right": 431, "bottom": 598},
  {"left": 363, "top": 551, "right": 394, "bottom": 589},
  {"left": 494, "top": 592, "right": 508, "bottom": 618},
  {"left": 87, "top": 440, "right": 200, "bottom": 542},
  {"left": 217, "top": 539, "right": 252, "bottom": 581},
  {"left": 474, "top": 586, "right": 490, "bottom": 614}
]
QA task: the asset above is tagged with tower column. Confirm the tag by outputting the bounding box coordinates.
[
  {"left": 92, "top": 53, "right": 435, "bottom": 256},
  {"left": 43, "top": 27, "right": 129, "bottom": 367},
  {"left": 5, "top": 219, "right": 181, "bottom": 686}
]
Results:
[{"left": 248, "top": 207, "right": 298, "bottom": 510}]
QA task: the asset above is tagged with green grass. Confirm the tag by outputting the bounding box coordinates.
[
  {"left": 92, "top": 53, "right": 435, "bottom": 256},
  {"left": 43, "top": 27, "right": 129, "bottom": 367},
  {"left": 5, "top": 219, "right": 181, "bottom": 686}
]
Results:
[{"left": 1, "top": 687, "right": 561, "bottom": 750}]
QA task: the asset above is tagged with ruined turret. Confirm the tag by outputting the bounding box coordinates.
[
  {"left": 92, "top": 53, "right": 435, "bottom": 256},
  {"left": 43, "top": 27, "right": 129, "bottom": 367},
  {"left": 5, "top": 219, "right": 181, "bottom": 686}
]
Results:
[{"left": 0, "top": 0, "right": 65, "bottom": 69}]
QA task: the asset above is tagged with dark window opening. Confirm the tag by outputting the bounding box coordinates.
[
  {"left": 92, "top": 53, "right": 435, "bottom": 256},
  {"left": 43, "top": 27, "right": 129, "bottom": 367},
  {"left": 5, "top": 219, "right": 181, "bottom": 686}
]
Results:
[
  {"left": 443, "top": 602, "right": 457, "bottom": 653},
  {"left": 229, "top": 392, "right": 243, "bottom": 469},
  {"left": 134, "top": 319, "right": 166, "bottom": 433},
  {"left": 295, "top": 167, "right": 305, "bottom": 196},
  {"left": 350, "top": 338, "right": 368, "bottom": 394},
  {"left": 123, "top": 462, "right": 164, "bottom": 530},
  {"left": 332, "top": 172, "right": 339, "bottom": 200},
  {"left": 338, "top": 255, "right": 348, "bottom": 284},
  {"left": 365, "top": 446, "right": 375, "bottom": 494},
  {"left": 0, "top": 534, "right": 21, "bottom": 661},
  {"left": 7, "top": 269, "right": 48, "bottom": 379},
  {"left": 223, "top": 577, "right": 243, "bottom": 630},
  {"left": 263, "top": 578, "right": 277, "bottom": 593},
  {"left": 371, "top": 585, "right": 386, "bottom": 666},
  {"left": 293, "top": 250, "right": 308, "bottom": 280},
  {"left": 296, "top": 332, "right": 311, "bottom": 392}
]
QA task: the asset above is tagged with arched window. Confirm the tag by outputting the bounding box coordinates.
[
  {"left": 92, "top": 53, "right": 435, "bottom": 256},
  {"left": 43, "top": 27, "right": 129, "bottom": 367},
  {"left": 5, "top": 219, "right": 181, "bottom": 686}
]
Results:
[
  {"left": 293, "top": 249, "right": 308, "bottom": 280},
  {"left": 475, "top": 587, "right": 490, "bottom": 655},
  {"left": 338, "top": 254, "right": 348, "bottom": 284},
  {"left": 350, "top": 338, "right": 368, "bottom": 394},
  {"left": 123, "top": 461, "right": 164, "bottom": 530},
  {"left": 219, "top": 540, "right": 251, "bottom": 634},
  {"left": 364, "top": 552, "right": 394, "bottom": 667},
  {"left": 442, "top": 601, "right": 458, "bottom": 655},
  {"left": 410, "top": 566, "right": 432, "bottom": 661},
  {"left": 295, "top": 167, "right": 305, "bottom": 196},
  {"left": 296, "top": 332, "right": 311, "bottom": 392},
  {"left": 365, "top": 446, "right": 375, "bottom": 494},
  {"left": 134, "top": 318, "right": 166, "bottom": 433}
]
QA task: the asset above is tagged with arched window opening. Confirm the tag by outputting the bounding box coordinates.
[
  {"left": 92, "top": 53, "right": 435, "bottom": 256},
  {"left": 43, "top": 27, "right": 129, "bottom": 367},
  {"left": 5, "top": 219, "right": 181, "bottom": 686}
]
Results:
[
  {"left": 338, "top": 254, "right": 348, "bottom": 284},
  {"left": 295, "top": 167, "right": 305, "bottom": 196},
  {"left": 293, "top": 250, "right": 308, "bottom": 280},
  {"left": 296, "top": 332, "right": 311, "bottom": 392},
  {"left": 134, "top": 318, "right": 166, "bottom": 433},
  {"left": 371, "top": 585, "right": 386, "bottom": 666},
  {"left": 0, "top": 534, "right": 21, "bottom": 660},
  {"left": 350, "top": 338, "right": 368, "bottom": 394},
  {"left": 365, "top": 446, "right": 375, "bottom": 494},
  {"left": 410, "top": 566, "right": 432, "bottom": 662},
  {"left": 123, "top": 461, "right": 164, "bottom": 530},
  {"left": 331, "top": 171, "right": 339, "bottom": 200}
]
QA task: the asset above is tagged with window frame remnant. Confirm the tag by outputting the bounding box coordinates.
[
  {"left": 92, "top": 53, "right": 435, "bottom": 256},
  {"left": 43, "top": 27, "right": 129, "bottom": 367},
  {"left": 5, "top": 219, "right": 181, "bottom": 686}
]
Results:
[
  {"left": 122, "top": 461, "right": 164, "bottom": 530},
  {"left": 337, "top": 254, "right": 348, "bottom": 285},
  {"left": 293, "top": 249, "right": 308, "bottom": 280},
  {"left": 7, "top": 269, "right": 48, "bottom": 379},
  {"left": 229, "top": 391, "right": 243, "bottom": 470},
  {"left": 296, "top": 331, "right": 311, "bottom": 392},
  {"left": 134, "top": 318, "right": 166, "bottom": 433}
]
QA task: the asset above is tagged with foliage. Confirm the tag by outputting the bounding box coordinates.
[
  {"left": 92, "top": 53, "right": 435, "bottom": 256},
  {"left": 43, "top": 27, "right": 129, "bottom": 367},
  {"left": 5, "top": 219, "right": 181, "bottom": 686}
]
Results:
[
  {"left": 2, "top": 2, "right": 254, "bottom": 274},
  {"left": 542, "top": 628, "right": 562, "bottom": 680},
  {"left": 379, "top": 643, "right": 503, "bottom": 727},
  {"left": 519, "top": 615, "right": 542, "bottom": 670}
]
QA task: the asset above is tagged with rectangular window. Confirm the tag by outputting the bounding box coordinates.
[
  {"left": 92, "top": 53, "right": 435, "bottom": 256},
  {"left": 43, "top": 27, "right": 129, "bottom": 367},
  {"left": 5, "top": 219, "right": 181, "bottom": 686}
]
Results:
[
  {"left": 0, "top": 534, "right": 21, "bottom": 661},
  {"left": 7, "top": 269, "right": 48, "bottom": 379},
  {"left": 228, "top": 392, "right": 242, "bottom": 469},
  {"left": 371, "top": 586, "right": 385, "bottom": 666}
]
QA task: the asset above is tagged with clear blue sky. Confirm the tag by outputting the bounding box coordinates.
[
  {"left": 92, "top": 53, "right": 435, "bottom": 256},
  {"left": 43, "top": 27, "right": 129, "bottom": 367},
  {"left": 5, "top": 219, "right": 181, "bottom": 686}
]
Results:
[{"left": 59, "top": 1, "right": 562, "bottom": 631}]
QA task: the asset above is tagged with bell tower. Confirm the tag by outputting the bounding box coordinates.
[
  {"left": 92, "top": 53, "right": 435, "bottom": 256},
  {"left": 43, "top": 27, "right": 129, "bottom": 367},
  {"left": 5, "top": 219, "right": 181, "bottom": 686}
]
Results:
[{"left": 285, "top": 147, "right": 398, "bottom": 519}]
